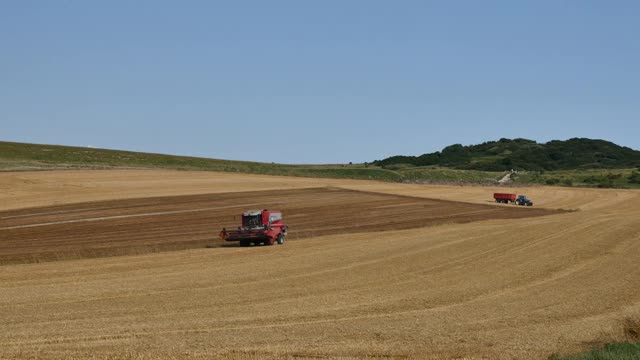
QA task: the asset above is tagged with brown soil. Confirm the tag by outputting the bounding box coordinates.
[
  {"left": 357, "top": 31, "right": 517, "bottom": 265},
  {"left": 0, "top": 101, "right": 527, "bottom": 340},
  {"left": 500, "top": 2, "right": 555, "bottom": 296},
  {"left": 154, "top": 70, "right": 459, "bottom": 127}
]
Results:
[{"left": 0, "top": 187, "right": 561, "bottom": 264}]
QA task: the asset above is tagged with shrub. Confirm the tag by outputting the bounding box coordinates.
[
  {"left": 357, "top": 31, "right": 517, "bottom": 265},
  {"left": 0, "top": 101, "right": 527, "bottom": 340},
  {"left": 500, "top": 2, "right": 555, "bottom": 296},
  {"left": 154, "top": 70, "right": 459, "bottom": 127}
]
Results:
[
  {"left": 546, "top": 178, "right": 560, "bottom": 185},
  {"left": 629, "top": 171, "right": 640, "bottom": 184},
  {"left": 583, "top": 176, "right": 599, "bottom": 184},
  {"left": 597, "top": 179, "right": 615, "bottom": 188}
]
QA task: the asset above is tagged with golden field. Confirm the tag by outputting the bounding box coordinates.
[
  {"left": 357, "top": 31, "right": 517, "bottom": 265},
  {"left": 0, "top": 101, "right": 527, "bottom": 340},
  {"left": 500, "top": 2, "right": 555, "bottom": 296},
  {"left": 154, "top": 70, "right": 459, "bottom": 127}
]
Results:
[{"left": 1, "top": 170, "right": 639, "bottom": 359}]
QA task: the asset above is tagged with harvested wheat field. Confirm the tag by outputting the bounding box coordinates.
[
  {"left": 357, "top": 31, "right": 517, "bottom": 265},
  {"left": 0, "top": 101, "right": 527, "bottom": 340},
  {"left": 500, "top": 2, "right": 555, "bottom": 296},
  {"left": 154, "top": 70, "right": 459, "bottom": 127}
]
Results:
[
  {"left": 1, "top": 171, "right": 640, "bottom": 359},
  {"left": 0, "top": 187, "right": 562, "bottom": 265}
]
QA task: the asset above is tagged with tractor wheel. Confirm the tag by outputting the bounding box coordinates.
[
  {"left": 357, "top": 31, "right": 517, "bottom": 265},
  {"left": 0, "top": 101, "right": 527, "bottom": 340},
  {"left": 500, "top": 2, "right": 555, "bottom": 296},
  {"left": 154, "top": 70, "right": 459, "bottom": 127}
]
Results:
[{"left": 277, "top": 234, "right": 285, "bottom": 245}]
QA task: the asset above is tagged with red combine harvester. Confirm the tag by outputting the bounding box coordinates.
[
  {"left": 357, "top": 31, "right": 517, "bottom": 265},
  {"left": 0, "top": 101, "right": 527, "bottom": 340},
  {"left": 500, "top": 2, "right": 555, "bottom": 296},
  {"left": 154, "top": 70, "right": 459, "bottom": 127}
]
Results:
[{"left": 219, "top": 209, "right": 288, "bottom": 247}]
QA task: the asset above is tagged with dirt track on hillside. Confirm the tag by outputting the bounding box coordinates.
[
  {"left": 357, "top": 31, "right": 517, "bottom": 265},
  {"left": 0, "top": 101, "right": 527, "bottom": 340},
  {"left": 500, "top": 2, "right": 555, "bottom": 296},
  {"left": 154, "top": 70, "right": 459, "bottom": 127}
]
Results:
[
  {"left": 0, "top": 187, "right": 560, "bottom": 264},
  {"left": 1, "top": 171, "right": 639, "bottom": 359}
]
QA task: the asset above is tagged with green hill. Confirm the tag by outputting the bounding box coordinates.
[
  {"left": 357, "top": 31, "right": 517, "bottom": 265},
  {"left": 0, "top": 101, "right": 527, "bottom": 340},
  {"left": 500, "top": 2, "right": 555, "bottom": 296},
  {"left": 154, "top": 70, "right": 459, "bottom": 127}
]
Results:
[
  {"left": 0, "top": 141, "right": 402, "bottom": 181},
  {"left": 2, "top": 140, "right": 639, "bottom": 188},
  {"left": 0, "top": 140, "right": 505, "bottom": 185},
  {"left": 372, "top": 138, "right": 640, "bottom": 171}
]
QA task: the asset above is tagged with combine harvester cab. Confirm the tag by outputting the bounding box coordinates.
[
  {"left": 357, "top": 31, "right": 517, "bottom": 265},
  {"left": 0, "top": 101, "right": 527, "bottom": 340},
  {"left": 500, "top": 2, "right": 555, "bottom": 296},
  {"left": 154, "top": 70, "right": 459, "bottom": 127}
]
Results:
[{"left": 220, "top": 209, "right": 288, "bottom": 247}]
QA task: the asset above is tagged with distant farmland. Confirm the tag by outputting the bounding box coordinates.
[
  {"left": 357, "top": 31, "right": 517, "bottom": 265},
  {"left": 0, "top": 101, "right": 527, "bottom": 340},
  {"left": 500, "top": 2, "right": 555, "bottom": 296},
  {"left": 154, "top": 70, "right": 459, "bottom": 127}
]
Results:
[{"left": 2, "top": 140, "right": 639, "bottom": 188}]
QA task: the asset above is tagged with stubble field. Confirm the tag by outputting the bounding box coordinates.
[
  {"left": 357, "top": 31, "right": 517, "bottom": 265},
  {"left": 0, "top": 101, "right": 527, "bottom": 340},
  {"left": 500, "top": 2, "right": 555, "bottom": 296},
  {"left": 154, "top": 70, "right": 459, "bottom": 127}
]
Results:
[
  {"left": 0, "top": 187, "right": 562, "bottom": 265},
  {"left": 1, "top": 170, "right": 639, "bottom": 359}
]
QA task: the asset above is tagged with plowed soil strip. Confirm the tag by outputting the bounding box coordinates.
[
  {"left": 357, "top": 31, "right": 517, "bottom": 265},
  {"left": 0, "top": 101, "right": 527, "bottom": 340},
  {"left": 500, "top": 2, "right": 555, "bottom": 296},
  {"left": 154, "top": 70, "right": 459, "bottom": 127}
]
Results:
[{"left": 0, "top": 187, "right": 562, "bottom": 264}]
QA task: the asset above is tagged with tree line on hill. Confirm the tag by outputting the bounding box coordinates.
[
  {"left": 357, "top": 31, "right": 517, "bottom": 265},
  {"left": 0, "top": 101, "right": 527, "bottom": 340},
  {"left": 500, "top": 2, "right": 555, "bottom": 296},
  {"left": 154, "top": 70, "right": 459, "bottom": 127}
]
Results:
[{"left": 372, "top": 138, "right": 640, "bottom": 171}]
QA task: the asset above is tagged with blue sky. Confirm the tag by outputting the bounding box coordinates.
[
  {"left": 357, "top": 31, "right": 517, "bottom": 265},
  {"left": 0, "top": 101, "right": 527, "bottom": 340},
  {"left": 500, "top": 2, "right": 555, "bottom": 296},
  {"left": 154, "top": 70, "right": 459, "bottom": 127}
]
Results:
[{"left": 1, "top": 1, "right": 638, "bottom": 163}]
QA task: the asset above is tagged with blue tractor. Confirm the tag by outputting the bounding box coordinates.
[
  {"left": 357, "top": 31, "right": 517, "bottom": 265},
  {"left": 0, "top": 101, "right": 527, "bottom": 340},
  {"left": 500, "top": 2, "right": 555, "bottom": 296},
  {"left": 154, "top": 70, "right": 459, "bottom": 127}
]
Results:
[{"left": 515, "top": 195, "right": 533, "bottom": 206}]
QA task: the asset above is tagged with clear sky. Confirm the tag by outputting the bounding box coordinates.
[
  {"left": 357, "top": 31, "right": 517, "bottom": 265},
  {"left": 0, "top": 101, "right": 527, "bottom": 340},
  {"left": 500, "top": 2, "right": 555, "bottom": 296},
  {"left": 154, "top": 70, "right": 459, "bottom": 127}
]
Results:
[{"left": 1, "top": 1, "right": 638, "bottom": 164}]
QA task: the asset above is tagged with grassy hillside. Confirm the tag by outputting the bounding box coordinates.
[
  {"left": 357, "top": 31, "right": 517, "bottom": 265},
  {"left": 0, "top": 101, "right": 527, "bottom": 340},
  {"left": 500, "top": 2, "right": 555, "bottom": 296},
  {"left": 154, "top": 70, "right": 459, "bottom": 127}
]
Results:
[
  {"left": 3, "top": 141, "right": 639, "bottom": 188},
  {"left": 389, "top": 165, "right": 503, "bottom": 184},
  {"left": 0, "top": 141, "right": 506, "bottom": 184},
  {"left": 373, "top": 138, "right": 640, "bottom": 171},
  {"left": 512, "top": 169, "right": 640, "bottom": 188},
  {"left": 0, "top": 141, "right": 406, "bottom": 181}
]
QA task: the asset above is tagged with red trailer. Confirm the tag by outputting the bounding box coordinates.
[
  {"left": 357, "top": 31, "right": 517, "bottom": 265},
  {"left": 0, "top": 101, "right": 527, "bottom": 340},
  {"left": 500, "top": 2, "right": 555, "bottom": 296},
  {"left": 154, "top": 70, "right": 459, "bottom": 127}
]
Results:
[
  {"left": 219, "top": 209, "right": 288, "bottom": 246},
  {"left": 493, "top": 193, "right": 534, "bottom": 206},
  {"left": 494, "top": 193, "right": 517, "bottom": 204}
]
